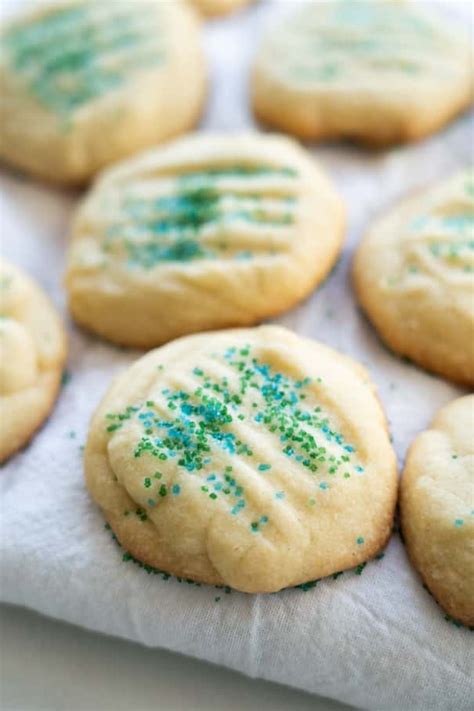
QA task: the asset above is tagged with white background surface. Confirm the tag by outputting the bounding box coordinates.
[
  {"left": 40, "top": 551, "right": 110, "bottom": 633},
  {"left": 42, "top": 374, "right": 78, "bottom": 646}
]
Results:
[{"left": 0, "top": 604, "right": 350, "bottom": 710}]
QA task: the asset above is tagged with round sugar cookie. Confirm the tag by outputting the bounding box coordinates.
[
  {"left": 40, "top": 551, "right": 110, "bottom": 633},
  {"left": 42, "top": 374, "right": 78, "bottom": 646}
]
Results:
[
  {"left": 191, "top": 0, "right": 254, "bottom": 18},
  {"left": 65, "top": 132, "right": 345, "bottom": 348},
  {"left": 353, "top": 170, "right": 474, "bottom": 385},
  {"left": 0, "top": 259, "right": 67, "bottom": 463},
  {"left": 0, "top": 0, "right": 206, "bottom": 184},
  {"left": 85, "top": 325, "right": 397, "bottom": 593},
  {"left": 400, "top": 396, "right": 474, "bottom": 626},
  {"left": 251, "top": 0, "right": 473, "bottom": 145}
]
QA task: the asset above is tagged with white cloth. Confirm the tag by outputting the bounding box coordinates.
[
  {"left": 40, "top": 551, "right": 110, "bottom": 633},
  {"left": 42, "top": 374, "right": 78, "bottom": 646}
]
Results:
[{"left": 1, "top": 2, "right": 473, "bottom": 710}]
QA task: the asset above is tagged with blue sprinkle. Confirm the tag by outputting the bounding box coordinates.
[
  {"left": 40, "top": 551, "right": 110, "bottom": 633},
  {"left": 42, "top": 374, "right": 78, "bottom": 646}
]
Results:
[
  {"left": 207, "top": 474, "right": 217, "bottom": 481},
  {"left": 454, "top": 519, "right": 464, "bottom": 527},
  {"left": 172, "top": 484, "right": 181, "bottom": 495},
  {"left": 148, "top": 499, "right": 156, "bottom": 507},
  {"left": 275, "top": 491, "right": 285, "bottom": 500},
  {"left": 356, "top": 536, "right": 365, "bottom": 545},
  {"left": 319, "top": 482, "right": 329, "bottom": 490},
  {"left": 258, "top": 464, "right": 271, "bottom": 472},
  {"left": 260, "top": 515, "right": 269, "bottom": 524},
  {"left": 355, "top": 465, "right": 365, "bottom": 473}
]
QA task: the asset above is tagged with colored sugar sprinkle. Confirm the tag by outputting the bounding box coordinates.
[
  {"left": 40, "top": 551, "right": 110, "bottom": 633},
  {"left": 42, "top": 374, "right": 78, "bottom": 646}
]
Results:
[
  {"left": 296, "top": 579, "right": 319, "bottom": 592},
  {"left": 4, "top": 4, "right": 164, "bottom": 113},
  {"left": 215, "top": 596, "right": 221, "bottom": 602},
  {"left": 61, "top": 369, "right": 72, "bottom": 386},
  {"left": 102, "top": 167, "right": 298, "bottom": 269},
  {"left": 443, "top": 614, "right": 473, "bottom": 631},
  {"left": 408, "top": 205, "right": 474, "bottom": 273},
  {"left": 250, "top": 516, "right": 268, "bottom": 533},
  {"left": 356, "top": 536, "right": 365, "bottom": 545},
  {"left": 286, "top": 2, "right": 435, "bottom": 84},
  {"left": 454, "top": 519, "right": 464, "bottom": 527},
  {"left": 355, "top": 562, "right": 367, "bottom": 575},
  {"left": 179, "top": 166, "right": 298, "bottom": 182},
  {"left": 105, "top": 345, "right": 363, "bottom": 524}
]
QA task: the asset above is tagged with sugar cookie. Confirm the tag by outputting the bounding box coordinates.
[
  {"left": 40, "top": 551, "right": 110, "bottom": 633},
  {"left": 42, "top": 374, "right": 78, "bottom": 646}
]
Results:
[
  {"left": 0, "top": 259, "right": 67, "bottom": 463},
  {"left": 65, "top": 132, "right": 345, "bottom": 348},
  {"left": 400, "top": 395, "right": 474, "bottom": 626},
  {"left": 191, "top": 0, "right": 254, "bottom": 18},
  {"left": 353, "top": 170, "right": 474, "bottom": 385},
  {"left": 252, "top": 1, "right": 473, "bottom": 145},
  {"left": 85, "top": 325, "right": 397, "bottom": 593},
  {"left": 0, "top": 0, "right": 206, "bottom": 184}
]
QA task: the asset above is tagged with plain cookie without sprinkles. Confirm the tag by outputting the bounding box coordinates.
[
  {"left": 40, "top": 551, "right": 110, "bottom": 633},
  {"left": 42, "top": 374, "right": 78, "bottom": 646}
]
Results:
[
  {"left": 401, "top": 395, "right": 474, "bottom": 626},
  {"left": 0, "top": 259, "right": 67, "bottom": 463}
]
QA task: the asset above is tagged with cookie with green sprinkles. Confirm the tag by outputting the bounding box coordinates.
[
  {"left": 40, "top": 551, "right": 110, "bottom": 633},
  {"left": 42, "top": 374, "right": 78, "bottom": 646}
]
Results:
[
  {"left": 251, "top": 0, "right": 473, "bottom": 145},
  {"left": 0, "top": 258, "right": 67, "bottom": 463},
  {"left": 0, "top": 0, "right": 206, "bottom": 184},
  {"left": 400, "top": 395, "right": 474, "bottom": 626},
  {"left": 354, "top": 170, "right": 474, "bottom": 386},
  {"left": 84, "top": 325, "right": 397, "bottom": 593},
  {"left": 65, "top": 132, "right": 345, "bottom": 348}
]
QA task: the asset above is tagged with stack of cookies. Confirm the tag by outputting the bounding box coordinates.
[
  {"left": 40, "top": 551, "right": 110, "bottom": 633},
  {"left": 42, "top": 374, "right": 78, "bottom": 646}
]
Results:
[{"left": 0, "top": 0, "right": 472, "bottom": 627}]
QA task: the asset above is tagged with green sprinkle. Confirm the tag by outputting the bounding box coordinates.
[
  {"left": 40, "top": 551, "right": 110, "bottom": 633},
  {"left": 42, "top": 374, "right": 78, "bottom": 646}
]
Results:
[{"left": 61, "top": 370, "right": 72, "bottom": 386}]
